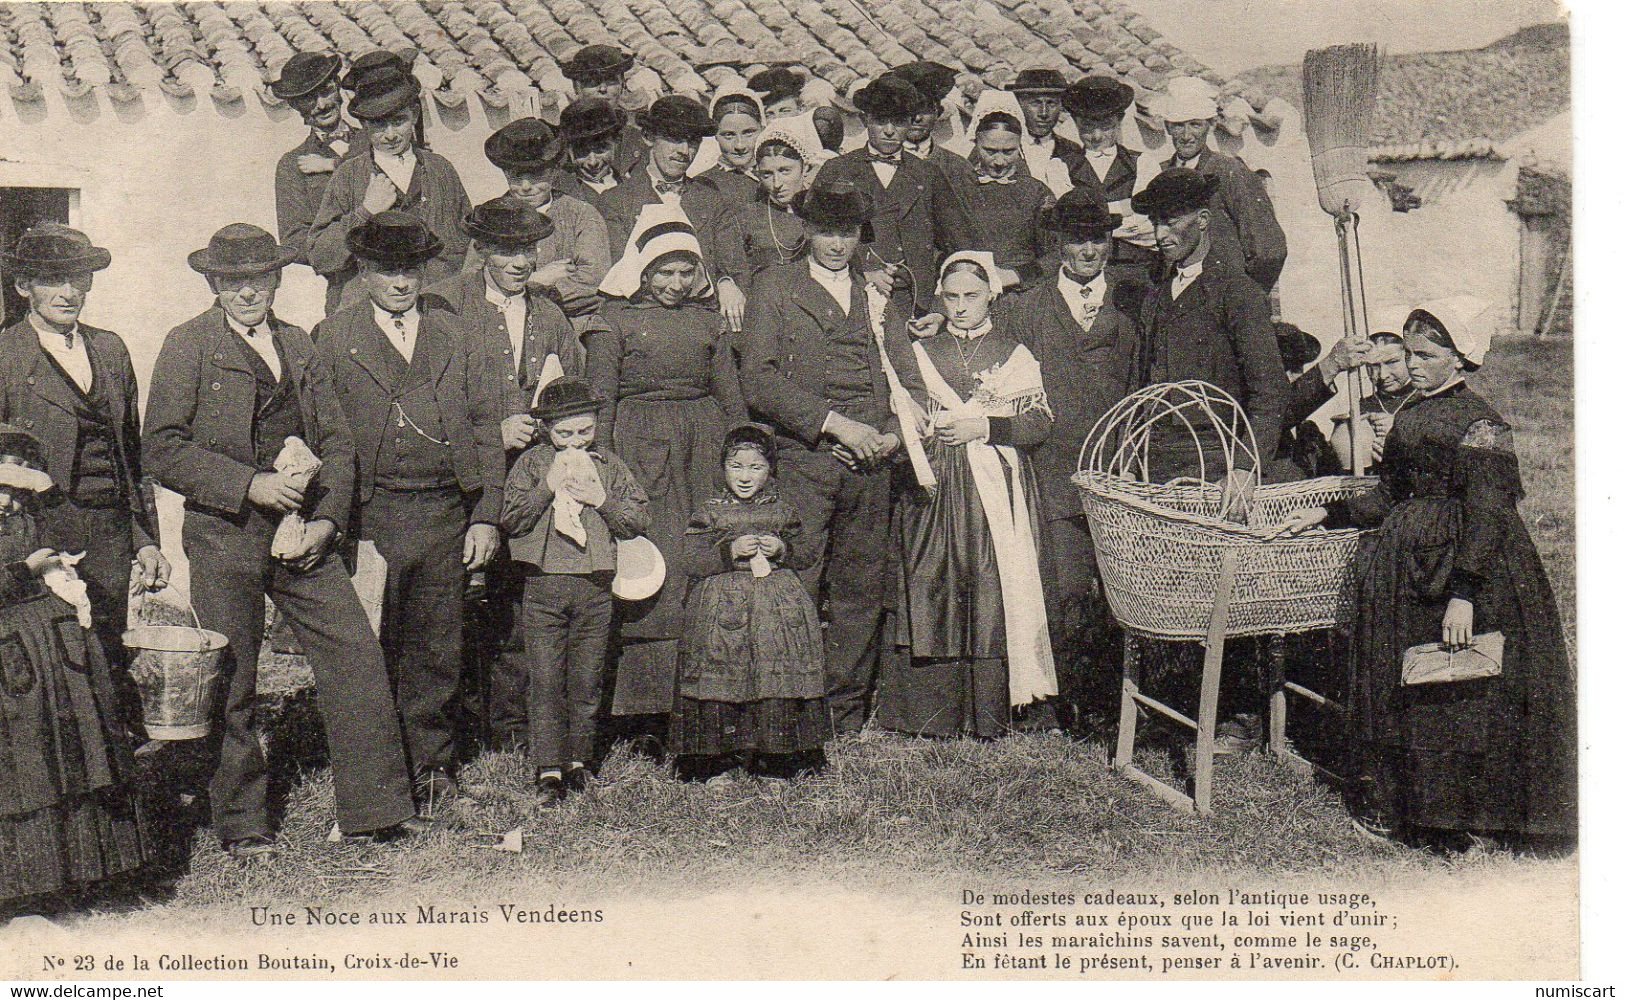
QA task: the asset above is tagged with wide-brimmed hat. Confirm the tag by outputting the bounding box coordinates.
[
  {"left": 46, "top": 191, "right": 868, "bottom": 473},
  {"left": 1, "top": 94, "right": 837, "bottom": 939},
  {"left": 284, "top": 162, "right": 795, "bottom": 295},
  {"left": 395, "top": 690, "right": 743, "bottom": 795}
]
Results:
[
  {"left": 612, "top": 534, "right": 666, "bottom": 601},
  {"left": 271, "top": 51, "right": 341, "bottom": 101},
  {"left": 1039, "top": 189, "right": 1121, "bottom": 240},
  {"left": 852, "top": 74, "right": 925, "bottom": 119},
  {"left": 0, "top": 423, "right": 52, "bottom": 495},
  {"left": 893, "top": 61, "right": 959, "bottom": 106},
  {"left": 637, "top": 95, "right": 717, "bottom": 141},
  {"left": 1008, "top": 68, "right": 1068, "bottom": 95},
  {"left": 485, "top": 117, "right": 564, "bottom": 171},
  {"left": 559, "top": 98, "right": 628, "bottom": 147},
  {"left": 1409, "top": 296, "right": 1494, "bottom": 368},
  {"left": 462, "top": 196, "right": 555, "bottom": 247},
  {"left": 345, "top": 211, "right": 443, "bottom": 267},
  {"left": 1158, "top": 75, "right": 1219, "bottom": 123},
  {"left": 1064, "top": 75, "right": 1134, "bottom": 122},
  {"left": 563, "top": 44, "right": 634, "bottom": 83},
  {"left": 747, "top": 66, "right": 807, "bottom": 106},
  {"left": 7, "top": 224, "right": 112, "bottom": 276},
  {"left": 340, "top": 49, "right": 412, "bottom": 92},
  {"left": 187, "top": 223, "right": 300, "bottom": 277},
  {"left": 795, "top": 181, "right": 874, "bottom": 230},
  {"left": 349, "top": 66, "right": 421, "bottom": 121},
  {"left": 533, "top": 377, "right": 605, "bottom": 421},
  {"left": 1131, "top": 168, "right": 1220, "bottom": 221}
]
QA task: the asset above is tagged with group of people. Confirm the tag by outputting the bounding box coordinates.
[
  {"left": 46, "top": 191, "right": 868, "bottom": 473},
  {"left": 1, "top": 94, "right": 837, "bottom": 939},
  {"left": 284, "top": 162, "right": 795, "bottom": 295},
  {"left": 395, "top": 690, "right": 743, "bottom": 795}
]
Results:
[{"left": 0, "top": 42, "right": 1575, "bottom": 913}]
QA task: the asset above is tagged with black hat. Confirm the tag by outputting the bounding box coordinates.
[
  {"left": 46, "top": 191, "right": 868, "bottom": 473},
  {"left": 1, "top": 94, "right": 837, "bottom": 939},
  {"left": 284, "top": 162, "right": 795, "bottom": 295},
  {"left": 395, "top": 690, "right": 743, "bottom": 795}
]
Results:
[
  {"left": 852, "top": 74, "right": 926, "bottom": 119},
  {"left": 462, "top": 196, "right": 555, "bottom": 247},
  {"left": 747, "top": 66, "right": 806, "bottom": 105},
  {"left": 563, "top": 44, "right": 633, "bottom": 84},
  {"left": 811, "top": 106, "right": 845, "bottom": 151},
  {"left": 795, "top": 181, "right": 874, "bottom": 229},
  {"left": 345, "top": 211, "right": 444, "bottom": 267},
  {"left": 7, "top": 224, "right": 112, "bottom": 276},
  {"left": 485, "top": 117, "right": 564, "bottom": 171},
  {"left": 1039, "top": 189, "right": 1121, "bottom": 240},
  {"left": 187, "top": 224, "right": 300, "bottom": 277},
  {"left": 272, "top": 52, "right": 341, "bottom": 101},
  {"left": 349, "top": 66, "right": 421, "bottom": 121},
  {"left": 1064, "top": 75, "right": 1134, "bottom": 121},
  {"left": 637, "top": 95, "right": 717, "bottom": 141},
  {"left": 1273, "top": 322, "right": 1320, "bottom": 375},
  {"left": 0, "top": 422, "right": 47, "bottom": 471},
  {"left": 892, "top": 61, "right": 958, "bottom": 105},
  {"left": 341, "top": 49, "right": 412, "bottom": 92},
  {"left": 559, "top": 98, "right": 628, "bottom": 147},
  {"left": 1008, "top": 68, "right": 1069, "bottom": 94},
  {"left": 1131, "top": 168, "right": 1220, "bottom": 221},
  {"left": 533, "top": 377, "right": 604, "bottom": 422}
]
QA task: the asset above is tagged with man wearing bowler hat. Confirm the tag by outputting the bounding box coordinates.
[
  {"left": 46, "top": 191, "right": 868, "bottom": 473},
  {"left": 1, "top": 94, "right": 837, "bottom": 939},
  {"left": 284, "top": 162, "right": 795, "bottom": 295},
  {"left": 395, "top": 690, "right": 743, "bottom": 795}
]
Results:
[
  {"left": 740, "top": 182, "right": 925, "bottom": 734},
  {"left": 551, "top": 99, "right": 631, "bottom": 215},
  {"left": 429, "top": 196, "right": 588, "bottom": 750},
  {"left": 0, "top": 225, "right": 169, "bottom": 720},
  {"left": 144, "top": 224, "right": 425, "bottom": 858},
  {"left": 813, "top": 75, "right": 974, "bottom": 311},
  {"left": 272, "top": 51, "right": 369, "bottom": 310},
  {"left": 476, "top": 117, "right": 612, "bottom": 328},
  {"left": 309, "top": 59, "right": 471, "bottom": 311},
  {"left": 561, "top": 44, "right": 648, "bottom": 175},
  {"left": 314, "top": 212, "right": 504, "bottom": 806},
  {"left": 1062, "top": 75, "right": 1161, "bottom": 287},
  {"left": 1010, "top": 68, "right": 1088, "bottom": 182},
  {"left": 890, "top": 62, "right": 974, "bottom": 186}
]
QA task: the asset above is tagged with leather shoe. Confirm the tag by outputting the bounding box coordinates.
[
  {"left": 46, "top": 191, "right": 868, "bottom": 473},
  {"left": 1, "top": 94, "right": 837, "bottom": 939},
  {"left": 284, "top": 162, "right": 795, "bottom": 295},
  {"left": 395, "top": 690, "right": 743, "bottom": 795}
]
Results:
[
  {"left": 343, "top": 814, "right": 435, "bottom": 844},
  {"left": 563, "top": 764, "right": 591, "bottom": 793},
  {"left": 534, "top": 771, "right": 564, "bottom": 805},
  {"left": 224, "top": 834, "right": 277, "bottom": 861}
]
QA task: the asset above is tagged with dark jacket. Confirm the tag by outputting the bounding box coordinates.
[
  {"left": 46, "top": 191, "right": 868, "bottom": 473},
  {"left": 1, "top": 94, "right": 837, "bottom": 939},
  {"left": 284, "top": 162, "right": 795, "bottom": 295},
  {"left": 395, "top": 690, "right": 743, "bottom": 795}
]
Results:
[
  {"left": 599, "top": 166, "right": 747, "bottom": 286},
  {"left": 740, "top": 261, "right": 924, "bottom": 451},
  {"left": 313, "top": 298, "right": 506, "bottom": 527},
  {"left": 143, "top": 307, "right": 354, "bottom": 526},
  {"left": 1136, "top": 251, "right": 1289, "bottom": 469},
  {"left": 502, "top": 445, "right": 650, "bottom": 570},
  {"left": 1163, "top": 149, "right": 1288, "bottom": 290},
  {"left": 274, "top": 128, "right": 369, "bottom": 264},
  {"left": 0, "top": 320, "right": 156, "bottom": 550},
  {"left": 998, "top": 274, "right": 1140, "bottom": 520}
]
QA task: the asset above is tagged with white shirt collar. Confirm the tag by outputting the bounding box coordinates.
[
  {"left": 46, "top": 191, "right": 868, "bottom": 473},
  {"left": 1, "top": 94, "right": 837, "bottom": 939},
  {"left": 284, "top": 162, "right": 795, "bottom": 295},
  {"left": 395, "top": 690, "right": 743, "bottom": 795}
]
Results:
[
  {"left": 1057, "top": 269, "right": 1107, "bottom": 328},
  {"left": 807, "top": 258, "right": 853, "bottom": 314},
  {"left": 485, "top": 278, "right": 528, "bottom": 360},
  {"left": 372, "top": 302, "right": 422, "bottom": 362},
  {"left": 949, "top": 319, "right": 993, "bottom": 340},
  {"left": 582, "top": 173, "right": 618, "bottom": 194},
  {"left": 372, "top": 147, "right": 417, "bottom": 193},
  {"left": 30, "top": 314, "right": 91, "bottom": 391},
  {"left": 903, "top": 137, "right": 933, "bottom": 158},
  {"left": 225, "top": 313, "right": 282, "bottom": 379},
  {"left": 29, "top": 313, "right": 80, "bottom": 348},
  {"left": 1171, "top": 258, "right": 1204, "bottom": 299},
  {"left": 1059, "top": 268, "right": 1106, "bottom": 299}
]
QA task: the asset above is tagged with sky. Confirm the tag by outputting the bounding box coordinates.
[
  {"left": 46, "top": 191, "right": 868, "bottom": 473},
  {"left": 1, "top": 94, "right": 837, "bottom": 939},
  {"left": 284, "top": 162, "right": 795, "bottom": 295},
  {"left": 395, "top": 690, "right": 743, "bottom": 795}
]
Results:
[{"left": 1130, "top": 0, "right": 1567, "bottom": 73}]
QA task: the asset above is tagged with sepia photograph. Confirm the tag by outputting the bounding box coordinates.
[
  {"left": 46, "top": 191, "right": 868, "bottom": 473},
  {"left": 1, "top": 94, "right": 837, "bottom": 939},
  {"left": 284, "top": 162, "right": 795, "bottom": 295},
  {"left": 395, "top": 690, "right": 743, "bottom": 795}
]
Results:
[{"left": 0, "top": 0, "right": 1594, "bottom": 983}]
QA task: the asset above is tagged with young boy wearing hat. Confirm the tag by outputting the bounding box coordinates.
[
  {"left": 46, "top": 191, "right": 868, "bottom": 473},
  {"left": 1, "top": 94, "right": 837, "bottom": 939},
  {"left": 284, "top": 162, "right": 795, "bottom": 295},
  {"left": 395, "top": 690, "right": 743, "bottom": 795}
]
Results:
[
  {"left": 552, "top": 99, "right": 632, "bottom": 215},
  {"left": 272, "top": 51, "right": 369, "bottom": 301},
  {"left": 1010, "top": 68, "right": 1088, "bottom": 183},
  {"left": 477, "top": 117, "right": 612, "bottom": 325},
  {"left": 814, "top": 75, "right": 975, "bottom": 308},
  {"left": 309, "top": 61, "right": 472, "bottom": 312},
  {"left": 313, "top": 212, "right": 505, "bottom": 809},
  {"left": 0, "top": 225, "right": 168, "bottom": 724},
  {"left": 561, "top": 45, "right": 648, "bottom": 176},
  {"left": 1061, "top": 76, "right": 1160, "bottom": 287},
  {"left": 1157, "top": 76, "right": 1287, "bottom": 291},
  {"left": 144, "top": 224, "right": 425, "bottom": 857},
  {"left": 502, "top": 378, "right": 650, "bottom": 800}
]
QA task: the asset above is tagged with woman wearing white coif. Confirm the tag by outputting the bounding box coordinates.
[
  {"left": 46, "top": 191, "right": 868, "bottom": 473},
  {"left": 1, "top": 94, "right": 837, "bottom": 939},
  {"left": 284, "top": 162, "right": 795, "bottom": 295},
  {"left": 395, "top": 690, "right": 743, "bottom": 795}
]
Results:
[{"left": 873, "top": 251, "right": 1060, "bottom": 738}]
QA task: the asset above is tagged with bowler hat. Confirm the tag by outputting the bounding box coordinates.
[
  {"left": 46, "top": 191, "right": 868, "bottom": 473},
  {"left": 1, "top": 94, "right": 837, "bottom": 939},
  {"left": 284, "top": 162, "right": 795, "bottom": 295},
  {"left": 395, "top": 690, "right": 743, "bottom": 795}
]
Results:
[
  {"left": 1064, "top": 75, "right": 1134, "bottom": 121},
  {"left": 0, "top": 422, "right": 51, "bottom": 494},
  {"left": 852, "top": 74, "right": 925, "bottom": 119},
  {"left": 1131, "top": 168, "right": 1220, "bottom": 221},
  {"left": 485, "top": 117, "right": 564, "bottom": 171},
  {"left": 892, "top": 61, "right": 958, "bottom": 105},
  {"left": 1008, "top": 68, "right": 1068, "bottom": 94},
  {"left": 345, "top": 211, "right": 444, "bottom": 267},
  {"left": 637, "top": 95, "right": 717, "bottom": 141},
  {"left": 795, "top": 181, "right": 874, "bottom": 230},
  {"left": 341, "top": 49, "right": 412, "bottom": 92},
  {"left": 1039, "top": 189, "right": 1121, "bottom": 240},
  {"left": 747, "top": 66, "right": 806, "bottom": 105},
  {"left": 462, "top": 196, "right": 555, "bottom": 247},
  {"left": 272, "top": 52, "right": 342, "bottom": 101},
  {"left": 563, "top": 45, "right": 633, "bottom": 83},
  {"left": 187, "top": 224, "right": 301, "bottom": 277},
  {"left": 349, "top": 67, "right": 421, "bottom": 121},
  {"left": 7, "top": 224, "right": 112, "bottom": 276},
  {"left": 559, "top": 99, "right": 628, "bottom": 147},
  {"left": 533, "top": 377, "right": 604, "bottom": 421}
]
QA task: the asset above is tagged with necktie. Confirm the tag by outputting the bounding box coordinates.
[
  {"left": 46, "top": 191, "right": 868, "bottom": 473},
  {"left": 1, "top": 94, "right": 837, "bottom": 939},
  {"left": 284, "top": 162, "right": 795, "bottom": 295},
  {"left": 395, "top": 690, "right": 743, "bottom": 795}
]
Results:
[
  {"left": 654, "top": 178, "right": 685, "bottom": 196},
  {"left": 976, "top": 173, "right": 1017, "bottom": 185},
  {"left": 867, "top": 153, "right": 902, "bottom": 166}
]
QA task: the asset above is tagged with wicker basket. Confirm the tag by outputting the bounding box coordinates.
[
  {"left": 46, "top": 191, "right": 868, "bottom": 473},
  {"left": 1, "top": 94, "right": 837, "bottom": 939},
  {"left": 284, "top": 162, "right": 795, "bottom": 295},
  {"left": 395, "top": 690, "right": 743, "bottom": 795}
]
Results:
[{"left": 1072, "top": 381, "right": 1377, "bottom": 640}]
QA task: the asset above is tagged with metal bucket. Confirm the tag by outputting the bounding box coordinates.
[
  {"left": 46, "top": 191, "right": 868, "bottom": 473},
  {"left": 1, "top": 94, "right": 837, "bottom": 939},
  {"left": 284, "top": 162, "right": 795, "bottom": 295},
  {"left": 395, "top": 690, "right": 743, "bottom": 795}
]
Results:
[{"left": 123, "top": 597, "right": 227, "bottom": 740}]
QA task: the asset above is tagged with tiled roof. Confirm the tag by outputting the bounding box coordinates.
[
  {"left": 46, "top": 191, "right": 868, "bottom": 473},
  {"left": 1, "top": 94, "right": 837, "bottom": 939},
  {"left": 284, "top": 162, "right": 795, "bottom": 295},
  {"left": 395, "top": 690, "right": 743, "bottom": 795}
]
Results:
[{"left": 0, "top": 0, "right": 1269, "bottom": 115}]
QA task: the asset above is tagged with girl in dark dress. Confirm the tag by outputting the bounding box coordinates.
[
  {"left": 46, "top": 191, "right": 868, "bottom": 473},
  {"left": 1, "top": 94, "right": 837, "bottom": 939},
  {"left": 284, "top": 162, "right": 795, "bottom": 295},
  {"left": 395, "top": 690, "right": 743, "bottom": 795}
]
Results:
[
  {"left": 726, "top": 114, "right": 830, "bottom": 285},
  {"left": 0, "top": 425, "right": 147, "bottom": 913},
  {"left": 588, "top": 204, "right": 747, "bottom": 739},
  {"left": 671, "top": 425, "right": 829, "bottom": 781},
  {"left": 1275, "top": 298, "right": 1576, "bottom": 849},
  {"left": 874, "top": 254, "right": 1060, "bottom": 737},
  {"left": 941, "top": 92, "right": 1059, "bottom": 293},
  {"left": 695, "top": 91, "right": 764, "bottom": 209}
]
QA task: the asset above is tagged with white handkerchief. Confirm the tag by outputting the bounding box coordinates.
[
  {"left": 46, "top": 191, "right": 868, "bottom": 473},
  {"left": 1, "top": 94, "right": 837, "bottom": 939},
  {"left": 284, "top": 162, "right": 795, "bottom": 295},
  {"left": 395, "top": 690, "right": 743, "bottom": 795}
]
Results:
[{"left": 749, "top": 551, "right": 772, "bottom": 578}]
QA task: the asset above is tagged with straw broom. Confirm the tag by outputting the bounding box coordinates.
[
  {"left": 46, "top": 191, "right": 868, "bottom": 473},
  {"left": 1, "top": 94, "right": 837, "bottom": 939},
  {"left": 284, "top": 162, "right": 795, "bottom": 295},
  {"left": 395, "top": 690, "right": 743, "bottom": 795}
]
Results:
[{"left": 1302, "top": 43, "right": 1383, "bottom": 476}]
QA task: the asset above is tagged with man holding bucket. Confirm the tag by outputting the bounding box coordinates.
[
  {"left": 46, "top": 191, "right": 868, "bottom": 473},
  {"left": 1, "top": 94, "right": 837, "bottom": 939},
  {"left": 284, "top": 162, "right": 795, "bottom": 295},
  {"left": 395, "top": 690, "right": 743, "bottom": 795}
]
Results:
[{"left": 143, "top": 223, "right": 424, "bottom": 860}]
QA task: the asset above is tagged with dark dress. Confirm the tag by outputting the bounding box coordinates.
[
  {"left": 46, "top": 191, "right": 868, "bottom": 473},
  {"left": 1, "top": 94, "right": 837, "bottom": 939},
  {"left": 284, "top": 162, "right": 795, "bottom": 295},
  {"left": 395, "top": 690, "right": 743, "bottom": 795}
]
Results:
[
  {"left": 874, "top": 331, "right": 1055, "bottom": 738},
  {"left": 669, "top": 491, "right": 830, "bottom": 758},
  {"left": 585, "top": 298, "right": 748, "bottom": 716},
  {"left": 1327, "top": 382, "right": 1576, "bottom": 839},
  {"left": 942, "top": 167, "right": 1057, "bottom": 291},
  {"left": 730, "top": 195, "right": 808, "bottom": 286},
  {"left": 0, "top": 509, "right": 147, "bottom": 903}
]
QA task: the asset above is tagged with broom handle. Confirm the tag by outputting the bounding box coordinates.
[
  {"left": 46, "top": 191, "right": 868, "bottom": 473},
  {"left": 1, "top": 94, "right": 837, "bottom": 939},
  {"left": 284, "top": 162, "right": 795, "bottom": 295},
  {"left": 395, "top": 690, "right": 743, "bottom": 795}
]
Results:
[{"left": 1334, "top": 213, "right": 1367, "bottom": 477}]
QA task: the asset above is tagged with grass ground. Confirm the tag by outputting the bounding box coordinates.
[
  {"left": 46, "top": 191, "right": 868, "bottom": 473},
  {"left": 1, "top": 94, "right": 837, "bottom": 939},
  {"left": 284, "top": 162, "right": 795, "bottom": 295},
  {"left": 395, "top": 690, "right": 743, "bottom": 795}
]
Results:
[{"left": 101, "top": 334, "right": 1574, "bottom": 919}]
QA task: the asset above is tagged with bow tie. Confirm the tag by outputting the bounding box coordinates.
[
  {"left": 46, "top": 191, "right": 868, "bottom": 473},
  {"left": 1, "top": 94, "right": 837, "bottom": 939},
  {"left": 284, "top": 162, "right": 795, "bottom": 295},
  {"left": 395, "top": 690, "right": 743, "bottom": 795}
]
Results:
[
  {"left": 653, "top": 178, "right": 687, "bottom": 196},
  {"left": 867, "top": 153, "right": 902, "bottom": 166},
  {"left": 976, "top": 173, "right": 1018, "bottom": 185}
]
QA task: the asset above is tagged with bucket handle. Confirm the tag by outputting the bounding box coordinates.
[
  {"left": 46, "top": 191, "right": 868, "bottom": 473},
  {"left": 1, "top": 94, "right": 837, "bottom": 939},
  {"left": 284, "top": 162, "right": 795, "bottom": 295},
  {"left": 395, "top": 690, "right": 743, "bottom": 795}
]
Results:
[{"left": 135, "top": 586, "right": 209, "bottom": 642}]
